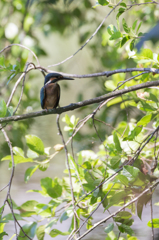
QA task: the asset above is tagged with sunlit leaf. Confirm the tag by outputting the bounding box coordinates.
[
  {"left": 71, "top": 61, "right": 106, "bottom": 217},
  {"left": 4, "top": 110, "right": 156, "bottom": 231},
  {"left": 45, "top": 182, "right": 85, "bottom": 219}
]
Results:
[
  {"left": 147, "top": 218, "right": 159, "bottom": 228},
  {"left": 25, "top": 135, "right": 45, "bottom": 155}
]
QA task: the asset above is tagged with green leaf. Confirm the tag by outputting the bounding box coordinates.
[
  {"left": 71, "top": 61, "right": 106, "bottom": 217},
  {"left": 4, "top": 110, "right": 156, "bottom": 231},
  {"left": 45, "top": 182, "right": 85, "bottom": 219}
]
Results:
[
  {"left": 149, "top": 93, "right": 158, "bottom": 103},
  {"left": 136, "top": 22, "right": 142, "bottom": 34},
  {"left": 36, "top": 225, "right": 45, "bottom": 240},
  {"left": 13, "top": 147, "right": 24, "bottom": 157},
  {"left": 118, "top": 224, "right": 134, "bottom": 235},
  {"left": 0, "top": 56, "right": 5, "bottom": 66},
  {"left": 18, "top": 222, "right": 37, "bottom": 240},
  {"left": 60, "top": 208, "right": 73, "bottom": 223},
  {"left": 49, "top": 229, "right": 69, "bottom": 237},
  {"left": 116, "top": 211, "right": 132, "bottom": 219},
  {"left": 25, "top": 135, "right": 45, "bottom": 155},
  {"left": 113, "top": 132, "right": 122, "bottom": 152},
  {"left": 1, "top": 155, "right": 33, "bottom": 165},
  {"left": 141, "top": 48, "right": 153, "bottom": 60},
  {"left": 2, "top": 213, "right": 23, "bottom": 221},
  {"left": 137, "top": 114, "right": 152, "bottom": 127},
  {"left": 20, "top": 200, "right": 38, "bottom": 211},
  {"left": 0, "top": 232, "right": 8, "bottom": 238},
  {"left": 47, "top": 178, "right": 62, "bottom": 198},
  {"left": 35, "top": 204, "right": 51, "bottom": 217},
  {"left": 27, "top": 149, "right": 39, "bottom": 159},
  {"left": 98, "top": 0, "right": 109, "bottom": 6},
  {"left": 147, "top": 218, "right": 159, "bottom": 228},
  {"left": 116, "top": 175, "right": 129, "bottom": 186},
  {"left": 0, "top": 100, "right": 7, "bottom": 118},
  {"left": 120, "top": 3, "right": 126, "bottom": 8},
  {"left": 105, "top": 191, "right": 128, "bottom": 210},
  {"left": 122, "top": 18, "right": 130, "bottom": 33},
  {"left": 137, "top": 195, "right": 145, "bottom": 219},
  {"left": 123, "top": 166, "right": 140, "bottom": 183},
  {"left": 41, "top": 177, "right": 52, "bottom": 193},
  {"left": 120, "top": 36, "right": 130, "bottom": 47},
  {"left": 116, "top": 8, "right": 125, "bottom": 21},
  {"left": 132, "top": 20, "right": 138, "bottom": 31},
  {"left": 24, "top": 165, "right": 39, "bottom": 183},
  {"left": 104, "top": 223, "right": 114, "bottom": 233},
  {"left": 109, "top": 31, "right": 122, "bottom": 40},
  {"left": 130, "top": 39, "right": 135, "bottom": 51},
  {"left": 124, "top": 126, "right": 142, "bottom": 141}
]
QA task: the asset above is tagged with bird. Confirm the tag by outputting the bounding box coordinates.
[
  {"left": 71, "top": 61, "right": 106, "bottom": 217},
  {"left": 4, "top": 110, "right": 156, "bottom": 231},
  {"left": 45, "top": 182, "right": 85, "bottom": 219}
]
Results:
[{"left": 40, "top": 73, "right": 74, "bottom": 109}]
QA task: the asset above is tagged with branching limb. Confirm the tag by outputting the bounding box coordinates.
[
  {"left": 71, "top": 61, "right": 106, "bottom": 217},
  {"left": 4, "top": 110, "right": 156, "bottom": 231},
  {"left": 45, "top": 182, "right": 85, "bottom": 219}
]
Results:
[
  {"left": 76, "top": 180, "right": 159, "bottom": 240},
  {"left": 1, "top": 79, "right": 159, "bottom": 124}
]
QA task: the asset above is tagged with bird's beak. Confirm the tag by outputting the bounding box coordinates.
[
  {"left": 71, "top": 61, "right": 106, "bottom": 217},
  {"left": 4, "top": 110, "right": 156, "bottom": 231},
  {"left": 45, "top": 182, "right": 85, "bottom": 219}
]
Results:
[{"left": 62, "top": 76, "right": 74, "bottom": 80}]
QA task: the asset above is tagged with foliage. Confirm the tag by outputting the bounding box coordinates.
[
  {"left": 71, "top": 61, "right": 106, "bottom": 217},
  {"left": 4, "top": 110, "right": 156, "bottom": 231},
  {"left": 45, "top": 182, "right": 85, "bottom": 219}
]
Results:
[{"left": 0, "top": 0, "right": 159, "bottom": 240}]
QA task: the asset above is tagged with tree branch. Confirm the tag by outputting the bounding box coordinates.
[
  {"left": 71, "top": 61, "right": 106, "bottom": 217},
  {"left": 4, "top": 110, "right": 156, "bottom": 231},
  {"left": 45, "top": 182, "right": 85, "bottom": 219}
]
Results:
[{"left": 1, "top": 79, "right": 159, "bottom": 124}]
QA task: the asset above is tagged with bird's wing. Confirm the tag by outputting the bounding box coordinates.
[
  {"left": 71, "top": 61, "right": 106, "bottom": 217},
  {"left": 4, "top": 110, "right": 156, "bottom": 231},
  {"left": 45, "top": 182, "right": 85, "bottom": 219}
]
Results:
[
  {"left": 54, "top": 84, "right": 60, "bottom": 108},
  {"left": 40, "top": 86, "right": 45, "bottom": 109}
]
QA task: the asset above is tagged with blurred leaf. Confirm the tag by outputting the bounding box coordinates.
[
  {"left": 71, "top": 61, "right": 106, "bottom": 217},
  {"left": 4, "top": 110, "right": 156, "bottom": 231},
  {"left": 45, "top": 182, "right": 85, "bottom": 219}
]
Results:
[
  {"left": 137, "top": 114, "right": 152, "bottom": 127},
  {"left": 25, "top": 135, "right": 45, "bottom": 155},
  {"left": 49, "top": 229, "right": 69, "bottom": 237},
  {"left": 36, "top": 225, "right": 45, "bottom": 240},
  {"left": 0, "top": 100, "right": 7, "bottom": 118},
  {"left": 132, "top": 20, "right": 138, "bottom": 31},
  {"left": 20, "top": 200, "right": 38, "bottom": 211},
  {"left": 104, "top": 223, "right": 114, "bottom": 233},
  {"left": 118, "top": 224, "right": 134, "bottom": 235},
  {"left": 24, "top": 165, "right": 39, "bottom": 182},
  {"left": 98, "top": 0, "right": 109, "bottom": 6},
  {"left": 122, "top": 18, "right": 130, "bottom": 33},
  {"left": 113, "top": 132, "right": 122, "bottom": 152},
  {"left": 18, "top": 222, "right": 37, "bottom": 240},
  {"left": 123, "top": 166, "right": 140, "bottom": 183},
  {"left": 147, "top": 218, "right": 159, "bottom": 228},
  {"left": 116, "top": 175, "right": 129, "bottom": 186},
  {"left": 124, "top": 126, "right": 142, "bottom": 141}
]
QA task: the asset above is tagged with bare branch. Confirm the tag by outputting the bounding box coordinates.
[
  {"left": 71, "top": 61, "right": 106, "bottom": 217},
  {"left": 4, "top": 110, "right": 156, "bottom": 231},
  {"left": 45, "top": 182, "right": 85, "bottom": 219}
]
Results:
[
  {"left": 1, "top": 79, "right": 159, "bottom": 124},
  {"left": 0, "top": 44, "right": 40, "bottom": 66}
]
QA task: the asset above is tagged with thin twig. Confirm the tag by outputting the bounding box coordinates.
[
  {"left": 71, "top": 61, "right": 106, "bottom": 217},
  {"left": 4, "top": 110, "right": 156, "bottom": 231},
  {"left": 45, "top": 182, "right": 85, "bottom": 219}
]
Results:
[
  {"left": 76, "top": 180, "right": 159, "bottom": 240},
  {"left": 0, "top": 44, "right": 40, "bottom": 66},
  {"left": 56, "top": 114, "right": 77, "bottom": 238},
  {"left": 48, "top": 0, "right": 123, "bottom": 67}
]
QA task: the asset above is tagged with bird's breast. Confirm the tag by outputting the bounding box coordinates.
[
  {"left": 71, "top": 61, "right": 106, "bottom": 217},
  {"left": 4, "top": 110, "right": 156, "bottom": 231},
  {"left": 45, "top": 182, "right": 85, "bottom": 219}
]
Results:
[{"left": 44, "top": 83, "right": 60, "bottom": 109}]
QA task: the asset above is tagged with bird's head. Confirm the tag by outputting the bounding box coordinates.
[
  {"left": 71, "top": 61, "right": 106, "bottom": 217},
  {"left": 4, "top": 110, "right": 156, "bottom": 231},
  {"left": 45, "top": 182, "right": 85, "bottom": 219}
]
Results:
[{"left": 44, "top": 73, "right": 74, "bottom": 85}]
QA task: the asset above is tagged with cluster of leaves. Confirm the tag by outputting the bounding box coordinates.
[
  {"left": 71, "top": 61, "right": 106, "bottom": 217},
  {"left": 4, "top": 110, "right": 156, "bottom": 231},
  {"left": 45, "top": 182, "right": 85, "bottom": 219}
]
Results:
[
  {"left": 1, "top": 105, "right": 159, "bottom": 239},
  {"left": 1, "top": 0, "right": 159, "bottom": 240}
]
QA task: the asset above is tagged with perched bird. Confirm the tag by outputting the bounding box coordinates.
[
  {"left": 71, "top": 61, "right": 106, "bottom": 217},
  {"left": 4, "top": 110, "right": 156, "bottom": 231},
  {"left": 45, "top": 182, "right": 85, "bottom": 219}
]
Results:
[{"left": 40, "top": 73, "right": 74, "bottom": 109}]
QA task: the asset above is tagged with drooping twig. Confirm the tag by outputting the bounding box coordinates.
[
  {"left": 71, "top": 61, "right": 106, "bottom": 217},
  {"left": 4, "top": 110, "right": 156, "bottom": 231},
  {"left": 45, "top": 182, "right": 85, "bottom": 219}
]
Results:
[{"left": 0, "top": 43, "right": 40, "bottom": 66}]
